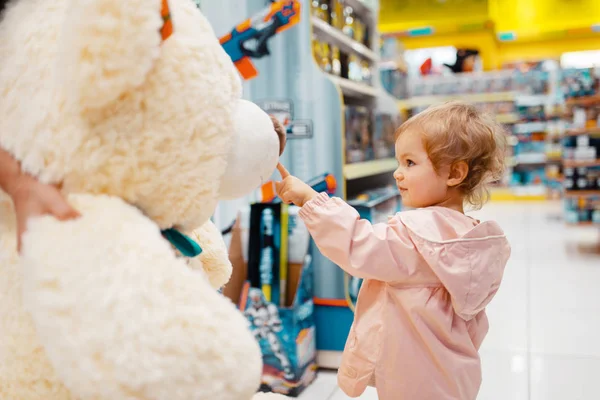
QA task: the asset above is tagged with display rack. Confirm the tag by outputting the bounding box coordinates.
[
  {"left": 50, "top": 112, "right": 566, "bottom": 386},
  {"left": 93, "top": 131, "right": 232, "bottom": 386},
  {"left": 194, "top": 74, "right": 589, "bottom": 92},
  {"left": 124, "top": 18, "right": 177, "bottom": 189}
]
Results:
[
  {"left": 390, "top": 68, "right": 570, "bottom": 201},
  {"left": 561, "top": 69, "right": 600, "bottom": 226},
  {"left": 241, "top": 0, "right": 399, "bottom": 370}
]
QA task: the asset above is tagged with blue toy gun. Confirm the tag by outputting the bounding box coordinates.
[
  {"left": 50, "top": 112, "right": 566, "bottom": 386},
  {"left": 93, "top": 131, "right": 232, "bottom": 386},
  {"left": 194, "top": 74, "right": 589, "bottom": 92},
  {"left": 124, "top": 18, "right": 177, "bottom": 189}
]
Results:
[{"left": 219, "top": 0, "right": 301, "bottom": 80}]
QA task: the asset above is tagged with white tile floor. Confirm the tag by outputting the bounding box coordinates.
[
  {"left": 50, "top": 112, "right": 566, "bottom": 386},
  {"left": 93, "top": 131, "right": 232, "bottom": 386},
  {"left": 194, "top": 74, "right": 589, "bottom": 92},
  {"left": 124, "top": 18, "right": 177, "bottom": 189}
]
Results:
[{"left": 298, "top": 201, "right": 600, "bottom": 400}]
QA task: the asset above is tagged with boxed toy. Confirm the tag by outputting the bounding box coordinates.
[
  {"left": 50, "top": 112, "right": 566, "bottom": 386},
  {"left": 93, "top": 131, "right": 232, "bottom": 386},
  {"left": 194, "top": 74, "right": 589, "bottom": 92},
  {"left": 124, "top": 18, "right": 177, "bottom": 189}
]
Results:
[
  {"left": 225, "top": 201, "right": 319, "bottom": 397},
  {"left": 345, "top": 105, "right": 374, "bottom": 163},
  {"left": 561, "top": 68, "right": 598, "bottom": 98},
  {"left": 373, "top": 113, "right": 398, "bottom": 159},
  {"left": 242, "top": 253, "right": 316, "bottom": 397}
]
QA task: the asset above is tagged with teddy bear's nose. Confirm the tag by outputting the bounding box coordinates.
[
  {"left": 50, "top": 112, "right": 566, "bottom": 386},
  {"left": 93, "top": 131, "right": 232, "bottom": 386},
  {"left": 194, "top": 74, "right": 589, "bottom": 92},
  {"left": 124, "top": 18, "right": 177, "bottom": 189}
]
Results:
[{"left": 269, "top": 115, "right": 286, "bottom": 156}]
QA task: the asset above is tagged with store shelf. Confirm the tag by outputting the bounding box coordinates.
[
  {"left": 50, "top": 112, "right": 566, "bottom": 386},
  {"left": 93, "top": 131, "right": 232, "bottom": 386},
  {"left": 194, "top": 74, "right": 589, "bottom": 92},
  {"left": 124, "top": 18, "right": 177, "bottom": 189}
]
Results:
[
  {"left": 490, "top": 186, "right": 548, "bottom": 201},
  {"left": 311, "top": 17, "right": 378, "bottom": 62},
  {"left": 512, "top": 153, "right": 548, "bottom": 165},
  {"left": 565, "top": 127, "right": 600, "bottom": 137},
  {"left": 398, "top": 91, "right": 517, "bottom": 109},
  {"left": 567, "top": 221, "right": 597, "bottom": 226},
  {"left": 496, "top": 113, "right": 520, "bottom": 124},
  {"left": 566, "top": 95, "right": 600, "bottom": 107},
  {"left": 514, "top": 94, "right": 555, "bottom": 106},
  {"left": 562, "top": 159, "right": 600, "bottom": 168},
  {"left": 328, "top": 75, "right": 378, "bottom": 98},
  {"left": 514, "top": 121, "right": 547, "bottom": 134},
  {"left": 344, "top": 158, "right": 397, "bottom": 180},
  {"left": 564, "top": 190, "right": 600, "bottom": 198}
]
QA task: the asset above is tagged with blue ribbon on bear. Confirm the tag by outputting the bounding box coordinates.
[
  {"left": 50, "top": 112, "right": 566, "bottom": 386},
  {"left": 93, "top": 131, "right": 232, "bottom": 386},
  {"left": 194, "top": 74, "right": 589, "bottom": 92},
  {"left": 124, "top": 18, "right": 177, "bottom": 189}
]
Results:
[{"left": 161, "top": 228, "right": 203, "bottom": 257}]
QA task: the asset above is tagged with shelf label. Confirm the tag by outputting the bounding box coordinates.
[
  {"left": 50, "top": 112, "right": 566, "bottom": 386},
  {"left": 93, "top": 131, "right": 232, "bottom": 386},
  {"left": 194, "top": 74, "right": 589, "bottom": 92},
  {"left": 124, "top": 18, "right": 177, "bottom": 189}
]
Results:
[
  {"left": 287, "top": 120, "right": 313, "bottom": 140},
  {"left": 257, "top": 99, "right": 313, "bottom": 139}
]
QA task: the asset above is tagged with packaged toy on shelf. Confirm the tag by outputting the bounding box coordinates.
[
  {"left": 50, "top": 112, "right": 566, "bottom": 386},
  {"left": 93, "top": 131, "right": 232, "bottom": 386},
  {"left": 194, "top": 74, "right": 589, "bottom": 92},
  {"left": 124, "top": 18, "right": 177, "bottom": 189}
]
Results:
[
  {"left": 224, "top": 173, "right": 338, "bottom": 396},
  {"left": 345, "top": 105, "right": 374, "bottom": 163},
  {"left": 227, "top": 203, "right": 317, "bottom": 397},
  {"left": 329, "top": 0, "right": 342, "bottom": 28},
  {"left": 563, "top": 134, "right": 600, "bottom": 162},
  {"left": 561, "top": 68, "right": 599, "bottom": 99},
  {"left": 311, "top": 0, "right": 330, "bottom": 22},
  {"left": 373, "top": 113, "right": 399, "bottom": 159},
  {"left": 312, "top": 38, "right": 332, "bottom": 74},
  {"left": 563, "top": 166, "right": 600, "bottom": 191},
  {"left": 564, "top": 197, "right": 600, "bottom": 224}
]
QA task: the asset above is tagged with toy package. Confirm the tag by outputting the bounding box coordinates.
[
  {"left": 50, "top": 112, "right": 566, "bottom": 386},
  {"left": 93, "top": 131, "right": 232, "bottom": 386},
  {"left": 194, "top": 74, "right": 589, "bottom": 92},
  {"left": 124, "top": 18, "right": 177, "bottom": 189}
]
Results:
[
  {"left": 345, "top": 105, "right": 374, "bottom": 163},
  {"left": 373, "top": 113, "right": 399, "bottom": 159},
  {"left": 224, "top": 173, "right": 337, "bottom": 396},
  {"left": 561, "top": 68, "right": 598, "bottom": 98},
  {"left": 241, "top": 253, "right": 316, "bottom": 397},
  {"left": 247, "top": 203, "right": 285, "bottom": 306},
  {"left": 238, "top": 203, "right": 316, "bottom": 397},
  {"left": 312, "top": 38, "right": 332, "bottom": 75},
  {"left": 311, "top": 0, "right": 330, "bottom": 22},
  {"left": 564, "top": 196, "right": 600, "bottom": 224}
]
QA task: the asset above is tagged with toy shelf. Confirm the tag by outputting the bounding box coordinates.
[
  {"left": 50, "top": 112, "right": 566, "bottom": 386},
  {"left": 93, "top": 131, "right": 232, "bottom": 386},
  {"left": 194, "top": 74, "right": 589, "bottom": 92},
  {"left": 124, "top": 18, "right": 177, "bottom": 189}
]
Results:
[
  {"left": 397, "top": 91, "right": 517, "bottom": 110},
  {"left": 328, "top": 75, "right": 378, "bottom": 98},
  {"left": 496, "top": 113, "right": 520, "bottom": 124},
  {"left": 566, "top": 95, "right": 600, "bottom": 107},
  {"left": 564, "top": 128, "right": 600, "bottom": 137},
  {"left": 344, "top": 158, "right": 397, "bottom": 180},
  {"left": 564, "top": 190, "right": 600, "bottom": 198},
  {"left": 563, "top": 159, "right": 600, "bottom": 168},
  {"left": 567, "top": 221, "right": 597, "bottom": 226},
  {"left": 311, "top": 17, "right": 378, "bottom": 62}
]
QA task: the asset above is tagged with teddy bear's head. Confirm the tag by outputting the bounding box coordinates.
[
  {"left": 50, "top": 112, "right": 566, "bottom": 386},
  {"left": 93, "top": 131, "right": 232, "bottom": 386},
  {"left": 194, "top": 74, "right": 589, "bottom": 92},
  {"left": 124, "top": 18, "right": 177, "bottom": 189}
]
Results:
[{"left": 0, "top": 0, "right": 284, "bottom": 232}]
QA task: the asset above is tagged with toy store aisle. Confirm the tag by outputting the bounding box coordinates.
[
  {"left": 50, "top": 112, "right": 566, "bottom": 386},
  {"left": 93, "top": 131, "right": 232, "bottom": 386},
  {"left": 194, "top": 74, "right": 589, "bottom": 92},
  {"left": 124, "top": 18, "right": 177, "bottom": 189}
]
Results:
[{"left": 299, "top": 201, "right": 600, "bottom": 400}]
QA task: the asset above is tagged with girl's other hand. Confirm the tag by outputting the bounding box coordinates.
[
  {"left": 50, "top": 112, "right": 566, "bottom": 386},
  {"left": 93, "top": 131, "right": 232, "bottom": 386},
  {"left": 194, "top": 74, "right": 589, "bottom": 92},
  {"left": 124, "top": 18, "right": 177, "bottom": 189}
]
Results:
[{"left": 10, "top": 175, "right": 80, "bottom": 251}]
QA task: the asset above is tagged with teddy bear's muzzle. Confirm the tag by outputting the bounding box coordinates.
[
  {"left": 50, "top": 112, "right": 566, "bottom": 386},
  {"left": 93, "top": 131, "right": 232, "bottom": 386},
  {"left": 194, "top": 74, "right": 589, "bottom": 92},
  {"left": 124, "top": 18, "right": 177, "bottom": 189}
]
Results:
[{"left": 218, "top": 100, "right": 282, "bottom": 200}]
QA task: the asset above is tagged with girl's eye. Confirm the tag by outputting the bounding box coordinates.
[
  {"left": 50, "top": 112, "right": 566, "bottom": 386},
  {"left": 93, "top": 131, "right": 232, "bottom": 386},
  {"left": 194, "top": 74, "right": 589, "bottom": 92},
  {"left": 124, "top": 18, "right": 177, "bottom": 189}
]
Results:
[{"left": 406, "top": 159, "right": 415, "bottom": 167}]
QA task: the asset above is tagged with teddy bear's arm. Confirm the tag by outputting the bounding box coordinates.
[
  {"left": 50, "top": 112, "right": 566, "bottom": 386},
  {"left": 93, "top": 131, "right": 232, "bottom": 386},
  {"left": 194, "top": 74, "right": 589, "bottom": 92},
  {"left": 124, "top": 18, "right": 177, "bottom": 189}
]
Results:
[
  {"left": 59, "top": 0, "right": 163, "bottom": 109},
  {"left": 186, "top": 220, "right": 233, "bottom": 290},
  {"left": 19, "top": 194, "right": 263, "bottom": 400}
]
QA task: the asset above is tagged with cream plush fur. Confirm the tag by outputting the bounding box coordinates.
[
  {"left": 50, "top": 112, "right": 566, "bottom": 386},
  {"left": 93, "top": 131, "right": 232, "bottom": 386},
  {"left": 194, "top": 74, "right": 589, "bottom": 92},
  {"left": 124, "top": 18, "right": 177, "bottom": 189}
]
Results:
[{"left": 0, "top": 0, "right": 287, "bottom": 399}]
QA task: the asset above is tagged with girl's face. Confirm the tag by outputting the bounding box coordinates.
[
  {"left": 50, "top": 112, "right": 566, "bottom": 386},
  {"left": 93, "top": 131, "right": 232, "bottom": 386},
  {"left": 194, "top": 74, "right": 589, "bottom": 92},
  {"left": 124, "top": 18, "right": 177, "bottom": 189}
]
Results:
[{"left": 393, "top": 129, "right": 451, "bottom": 208}]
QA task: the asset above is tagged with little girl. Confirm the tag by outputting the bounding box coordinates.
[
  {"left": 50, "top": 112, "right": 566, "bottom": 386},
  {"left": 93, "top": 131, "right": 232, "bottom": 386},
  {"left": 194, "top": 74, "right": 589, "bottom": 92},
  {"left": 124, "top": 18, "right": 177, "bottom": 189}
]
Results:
[{"left": 276, "top": 101, "right": 511, "bottom": 400}]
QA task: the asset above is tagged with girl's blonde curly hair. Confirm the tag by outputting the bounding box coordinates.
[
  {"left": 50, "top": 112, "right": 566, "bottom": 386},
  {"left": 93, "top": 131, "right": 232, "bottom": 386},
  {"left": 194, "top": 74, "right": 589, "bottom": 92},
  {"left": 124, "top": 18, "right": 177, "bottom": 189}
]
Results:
[{"left": 395, "top": 101, "right": 507, "bottom": 210}]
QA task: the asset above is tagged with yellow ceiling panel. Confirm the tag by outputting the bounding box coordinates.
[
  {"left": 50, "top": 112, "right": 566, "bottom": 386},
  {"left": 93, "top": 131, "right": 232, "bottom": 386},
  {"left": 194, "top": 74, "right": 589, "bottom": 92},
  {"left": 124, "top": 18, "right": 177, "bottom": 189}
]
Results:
[
  {"left": 380, "top": 0, "right": 600, "bottom": 39},
  {"left": 379, "top": 0, "right": 489, "bottom": 31}
]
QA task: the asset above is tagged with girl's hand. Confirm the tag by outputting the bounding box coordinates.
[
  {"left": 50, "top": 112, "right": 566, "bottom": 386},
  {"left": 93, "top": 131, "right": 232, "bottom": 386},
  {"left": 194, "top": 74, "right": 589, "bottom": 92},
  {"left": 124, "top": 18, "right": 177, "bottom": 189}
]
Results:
[
  {"left": 10, "top": 175, "right": 80, "bottom": 251},
  {"left": 275, "top": 163, "right": 318, "bottom": 207}
]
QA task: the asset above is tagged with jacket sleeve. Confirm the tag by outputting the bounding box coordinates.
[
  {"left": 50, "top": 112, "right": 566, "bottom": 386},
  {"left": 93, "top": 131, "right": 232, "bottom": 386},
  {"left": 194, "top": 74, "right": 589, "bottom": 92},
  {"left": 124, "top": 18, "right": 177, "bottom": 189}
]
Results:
[{"left": 298, "top": 193, "right": 421, "bottom": 282}]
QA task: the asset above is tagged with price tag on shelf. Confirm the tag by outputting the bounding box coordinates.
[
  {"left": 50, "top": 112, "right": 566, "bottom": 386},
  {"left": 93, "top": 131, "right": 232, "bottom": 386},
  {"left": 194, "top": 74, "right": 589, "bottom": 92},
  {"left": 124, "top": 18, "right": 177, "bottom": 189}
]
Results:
[{"left": 286, "top": 120, "right": 313, "bottom": 140}]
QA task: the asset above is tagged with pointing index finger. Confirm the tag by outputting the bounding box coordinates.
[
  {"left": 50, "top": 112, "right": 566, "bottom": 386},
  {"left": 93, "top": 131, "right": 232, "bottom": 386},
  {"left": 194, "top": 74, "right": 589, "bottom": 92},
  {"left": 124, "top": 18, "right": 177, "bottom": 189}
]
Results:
[{"left": 277, "top": 163, "right": 290, "bottom": 179}]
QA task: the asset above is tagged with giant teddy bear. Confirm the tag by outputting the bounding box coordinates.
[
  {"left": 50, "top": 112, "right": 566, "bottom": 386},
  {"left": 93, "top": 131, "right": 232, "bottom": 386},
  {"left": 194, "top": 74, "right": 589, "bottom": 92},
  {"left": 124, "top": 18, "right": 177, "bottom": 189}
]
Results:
[{"left": 0, "top": 0, "right": 290, "bottom": 399}]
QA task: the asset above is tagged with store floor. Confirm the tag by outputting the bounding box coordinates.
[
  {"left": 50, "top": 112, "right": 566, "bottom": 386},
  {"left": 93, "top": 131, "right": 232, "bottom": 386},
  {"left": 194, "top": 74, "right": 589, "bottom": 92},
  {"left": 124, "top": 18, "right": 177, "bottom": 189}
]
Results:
[{"left": 298, "top": 201, "right": 600, "bottom": 400}]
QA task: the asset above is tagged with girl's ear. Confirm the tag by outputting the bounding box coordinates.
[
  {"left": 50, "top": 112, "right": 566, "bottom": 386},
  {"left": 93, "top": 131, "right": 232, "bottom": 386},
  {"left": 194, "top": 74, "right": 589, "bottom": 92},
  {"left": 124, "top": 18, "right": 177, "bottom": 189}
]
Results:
[
  {"left": 447, "top": 161, "right": 469, "bottom": 187},
  {"left": 58, "top": 0, "right": 164, "bottom": 110}
]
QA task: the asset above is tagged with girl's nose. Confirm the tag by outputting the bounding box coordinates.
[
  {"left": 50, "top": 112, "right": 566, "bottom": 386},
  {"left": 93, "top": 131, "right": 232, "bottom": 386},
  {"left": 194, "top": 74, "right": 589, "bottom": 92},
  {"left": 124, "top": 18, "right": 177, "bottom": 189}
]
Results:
[{"left": 393, "top": 168, "right": 403, "bottom": 181}]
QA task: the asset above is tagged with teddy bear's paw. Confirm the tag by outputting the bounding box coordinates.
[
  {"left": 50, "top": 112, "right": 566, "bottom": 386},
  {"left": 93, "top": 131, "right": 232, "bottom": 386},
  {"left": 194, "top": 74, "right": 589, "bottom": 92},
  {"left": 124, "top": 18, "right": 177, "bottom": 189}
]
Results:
[
  {"left": 186, "top": 219, "right": 232, "bottom": 290},
  {"left": 20, "top": 194, "right": 263, "bottom": 400}
]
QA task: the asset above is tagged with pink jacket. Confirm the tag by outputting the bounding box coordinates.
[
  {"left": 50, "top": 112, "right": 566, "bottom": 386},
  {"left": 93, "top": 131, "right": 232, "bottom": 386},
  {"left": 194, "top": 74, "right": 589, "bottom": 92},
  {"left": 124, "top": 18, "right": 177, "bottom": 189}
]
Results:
[{"left": 299, "top": 193, "right": 511, "bottom": 400}]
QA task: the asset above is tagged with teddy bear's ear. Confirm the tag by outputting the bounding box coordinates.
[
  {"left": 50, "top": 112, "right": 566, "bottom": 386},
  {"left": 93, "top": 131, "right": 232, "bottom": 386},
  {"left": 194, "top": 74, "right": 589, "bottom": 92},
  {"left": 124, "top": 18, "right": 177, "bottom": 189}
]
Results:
[{"left": 58, "top": 0, "right": 163, "bottom": 109}]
